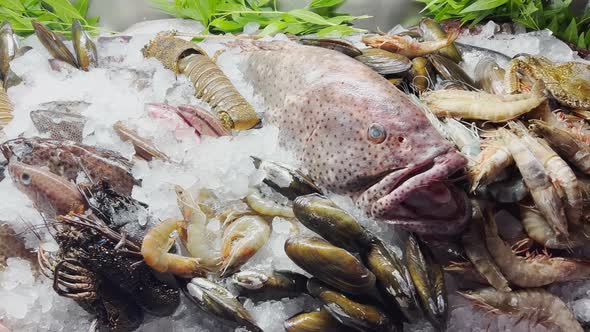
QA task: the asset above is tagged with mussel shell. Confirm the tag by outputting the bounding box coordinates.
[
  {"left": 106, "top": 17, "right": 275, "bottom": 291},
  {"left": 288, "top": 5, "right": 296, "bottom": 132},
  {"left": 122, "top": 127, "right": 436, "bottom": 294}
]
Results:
[
  {"left": 355, "top": 48, "right": 411, "bottom": 75},
  {"left": 299, "top": 38, "right": 362, "bottom": 58},
  {"left": 284, "top": 308, "right": 355, "bottom": 332},
  {"left": 438, "top": 80, "right": 470, "bottom": 90},
  {"left": 408, "top": 57, "right": 434, "bottom": 93},
  {"left": 232, "top": 270, "right": 308, "bottom": 302},
  {"left": 428, "top": 54, "right": 476, "bottom": 90},
  {"left": 419, "top": 18, "right": 462, "bottom": 63},
  {"left": 405, "top": 234, "right": 448, "bottom": 329},
  {"left": 32, "top": 21, "right": 78, "bottom": 68},
  {"left": 363, "top": 237, "right": 421, "bottom": 323},
  {"left": 474, "top": 57, "right": 505, "bottom": 95},
  {"left": 285, "top": 236, "right": 375, "bottom": 294},
  {"left": 0, "top": 22, "right": 19, "bottom": 80},
  {"left": 306, "top": 278, "right": 392, "bottom": 332},
  {"left": 72, "top": 19, "right": 98, "bottom": 71},
  {"left": 251, "top": 156, "right": 322, "bottom": 200},
  {"left": 185, "top": 278, "right": 262, "bottom": 332},
  {"left": 293, "top": 194, "right": 370, "bottom": 252}
]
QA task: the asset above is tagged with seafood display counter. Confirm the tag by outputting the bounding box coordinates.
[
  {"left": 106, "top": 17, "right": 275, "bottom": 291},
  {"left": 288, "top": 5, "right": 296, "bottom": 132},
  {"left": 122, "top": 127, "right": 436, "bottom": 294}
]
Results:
[{"left": 1, "top": 9, "right": 590, "bottom": 332}]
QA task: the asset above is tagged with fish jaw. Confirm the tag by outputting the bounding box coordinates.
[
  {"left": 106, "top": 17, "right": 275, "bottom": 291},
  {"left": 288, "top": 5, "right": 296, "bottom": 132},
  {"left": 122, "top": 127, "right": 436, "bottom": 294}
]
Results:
[{"left": 357, "top": 149, "right": 470, "bottom": 235}]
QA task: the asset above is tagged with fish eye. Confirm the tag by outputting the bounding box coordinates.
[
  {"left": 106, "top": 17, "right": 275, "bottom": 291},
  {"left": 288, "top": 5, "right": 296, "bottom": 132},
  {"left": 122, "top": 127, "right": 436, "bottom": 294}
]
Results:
[
  {"left": 367, "top": 123, "right": 387, "bottom": 144},
  {"left": 20, "top": 172, "right": 31, "bottom": 185}
]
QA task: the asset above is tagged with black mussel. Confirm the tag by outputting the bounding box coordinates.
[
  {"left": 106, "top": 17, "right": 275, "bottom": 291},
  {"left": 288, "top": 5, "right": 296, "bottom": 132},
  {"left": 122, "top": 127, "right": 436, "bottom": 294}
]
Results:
[
  {"left": 0, "top": 21, "right": 19, "bottom": 80},
  {"left": 184, "top": 277, "right": 262, "bottom": 332},
  {"left": 405, "top": 234, "right": 448, "bottom": 329},
  {"left": 307, "top": 278, "right": 394, "bottom": 332},
  {"left": 251, "top": 156, "right": 322, "bottom": 200},
  {"left": 32, "top": 21, "right": 78, "bottom": 68},
  {"left": 232, "top": 270, "right": 308, "bottom": 302},
  {"left": 363, "top": 237, "right": 421, "bottom": 323},
  {"left": 419, "top": 18, "right": 462, "bottom": 63},
  {"left": 408, "top": 57, "right": 434, "bottom": 94},
  {"left": 285, "top": 236, "right": 375, "bottom": 294},
  {"left": 72, "top": 19, "right": 98, "bottom": 71},
  {"left": 299, "top": 38, "right": 362, "bottom": 57},
  {"left": 355, "top": 48, "right": 412, "bottom": 76},
  {"left": 428, "top": 54, "right": 476, "bottom": 90},
  {"left": 293, "top": 193, "right": 370, "bottom": 252},
  {"left": 284, "top": 308, "right": 355, "bottom": 332}
]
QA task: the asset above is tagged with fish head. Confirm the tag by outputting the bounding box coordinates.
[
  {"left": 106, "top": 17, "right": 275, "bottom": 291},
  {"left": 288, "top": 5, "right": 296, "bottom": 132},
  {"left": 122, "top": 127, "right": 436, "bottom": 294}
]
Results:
[
  {"left": 303, "top": 83, "right": 469, "bottom": 235},
  {"left": 0, "top": 137, "right": 36, "bottom": 161}
]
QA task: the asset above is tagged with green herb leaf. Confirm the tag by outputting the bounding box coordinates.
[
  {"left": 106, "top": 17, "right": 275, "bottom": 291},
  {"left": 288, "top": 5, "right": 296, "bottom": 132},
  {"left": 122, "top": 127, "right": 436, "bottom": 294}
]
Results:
[
  {"left": 3, "top": 0, "right": 26, "bottom": 12},
  {"left": 210, "top": 17, "right": 243, "bottom": 31},
  {"left": 288, "top": 9, "right": 336, "bottom": 26},
  {"left": 316, "top": 25, "right": 360, "bottom": 36},
  {"left": 460, "top": 0, "right": 509, "bottom": 14},
  {"left": 308, "top": 0, "right": 344, "bottom": 9},
  {"left": 42, "top": 0, "right": 84, "bottom": 22},
  {"left": 73, "top": 0, "right": 89, "bottom": 17},
  {"left": 578, "top": 31, "right": 587, "bottom": 49},
  {"left": 259, "top": 20, "right": 287, "bottom": 36},
  {"left": 563, "top": 17, "right": 578, "bottom": 43}
]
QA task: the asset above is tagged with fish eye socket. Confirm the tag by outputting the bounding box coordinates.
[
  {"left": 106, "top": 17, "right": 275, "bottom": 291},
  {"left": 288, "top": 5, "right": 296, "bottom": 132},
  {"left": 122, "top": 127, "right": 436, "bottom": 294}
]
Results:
[
  {"left": 368, "top": 123, "right": 387, "bottom": 144},
  {"left": 20, "top": 172, "right": 31, "bottom": 185}
]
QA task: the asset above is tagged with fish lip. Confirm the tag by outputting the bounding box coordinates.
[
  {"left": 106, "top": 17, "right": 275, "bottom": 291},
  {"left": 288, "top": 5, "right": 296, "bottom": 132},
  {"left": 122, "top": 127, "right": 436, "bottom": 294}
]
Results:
[{"left": 364, "top": 148, "right": 469, "bottom": 234}]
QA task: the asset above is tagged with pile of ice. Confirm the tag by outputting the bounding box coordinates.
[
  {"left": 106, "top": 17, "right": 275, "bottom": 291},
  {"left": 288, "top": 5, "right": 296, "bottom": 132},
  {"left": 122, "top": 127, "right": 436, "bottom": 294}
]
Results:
[{"left": 0, "top": 17, "right": 587, "bottom": 332}]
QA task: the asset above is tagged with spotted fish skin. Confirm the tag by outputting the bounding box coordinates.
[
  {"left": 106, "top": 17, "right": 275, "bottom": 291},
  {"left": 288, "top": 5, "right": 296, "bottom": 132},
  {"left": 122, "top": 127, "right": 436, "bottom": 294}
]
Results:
[
  {"left": 0, "top": 223, "right": 36, "bottom": 271},
  {"left": 30, "top": 110, "right": 87, "bottom": 142},
  {"left": 1, "top": 137, "right": 135, "bottom": 195},
  {"left": 238, "top": 41, "right": 469, "bottom": 235},
  {"left": 7, "top": 161, "right": 85, "bottom": 217}
]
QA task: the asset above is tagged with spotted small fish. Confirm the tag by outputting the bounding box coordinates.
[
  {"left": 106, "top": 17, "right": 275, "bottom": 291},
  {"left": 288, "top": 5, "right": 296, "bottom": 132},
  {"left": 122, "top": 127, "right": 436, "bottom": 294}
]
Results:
[
  {"left": 30, "top": 110, "right": 87, "bottom": 142},
  {"left": 1, "top": 137, "right": 136, "bottom": 195}
]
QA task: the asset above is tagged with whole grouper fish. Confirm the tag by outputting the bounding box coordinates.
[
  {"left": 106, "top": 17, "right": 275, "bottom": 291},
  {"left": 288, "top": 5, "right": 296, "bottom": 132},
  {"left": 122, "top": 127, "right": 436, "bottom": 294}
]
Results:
[{"left": 239, "top": 41, "right": 469, "bottom": 235}]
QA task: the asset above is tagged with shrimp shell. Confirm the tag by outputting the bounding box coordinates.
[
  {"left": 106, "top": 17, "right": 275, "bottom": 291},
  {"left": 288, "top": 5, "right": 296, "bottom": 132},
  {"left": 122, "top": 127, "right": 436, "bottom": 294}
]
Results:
[
  {"left": 468, "top": 136, "right": 514, "bottom": 192},
  {"left": 0, "top": 81, "right": 12, "bottom": 129},
  {"left": 500, "top": 128, "right": 568, "bottom": 236},
  {"left": 461, "top": 207, "right": 511, "bottom": 292},
  {"left": 362, "top": 30, "right": 459, "bottom": 58},
  {"left": 421, "top": 88, "right": 545, "bottom": 122},
  {"left": 520, "top": 204, "right": 580, "bottom": 249},
  {"left": 141, "top": 218, "right": 206, "bottom": 278},
  {"left": 530, "top": 120, "right": 590, "bottom": 175},
  {"left": 483, "top": 208, "right": 590, "bottom": 287},
  {"left": 460, "top": 288, "right": 583, "bottom": 332},
  {"left": 219, "top": 215, "right": 271, "bottom": 276}
]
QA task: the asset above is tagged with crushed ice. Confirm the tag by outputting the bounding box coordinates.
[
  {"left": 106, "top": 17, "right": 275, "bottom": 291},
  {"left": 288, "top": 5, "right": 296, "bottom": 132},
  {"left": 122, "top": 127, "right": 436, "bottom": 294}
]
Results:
[{"left": 0, "top": 17, "right": 587, "bottom": 332}]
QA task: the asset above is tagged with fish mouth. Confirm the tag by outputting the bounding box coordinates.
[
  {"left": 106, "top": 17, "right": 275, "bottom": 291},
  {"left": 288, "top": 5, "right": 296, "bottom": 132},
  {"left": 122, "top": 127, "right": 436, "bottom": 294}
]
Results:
[{"left": 364, "top": 149, "right": 470, "bottom": 235}]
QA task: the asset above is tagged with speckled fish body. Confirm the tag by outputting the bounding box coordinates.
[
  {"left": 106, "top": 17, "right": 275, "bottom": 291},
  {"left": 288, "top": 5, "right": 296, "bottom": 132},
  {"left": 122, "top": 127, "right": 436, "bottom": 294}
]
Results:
[
  {"left": 0, "top": 223, "right": 36, "bottom": 270},
  {"left": 30, "top": 110, "right": 87, "bottom": 142},
  {"left": 1, "top": 137, "right": 135, "bottom": 194},
  {"left": 7, "top": 161, "right": 85, "bottom": 217},
  {"left": 239, "top": 41, "right": 469, "bottom": 235}
]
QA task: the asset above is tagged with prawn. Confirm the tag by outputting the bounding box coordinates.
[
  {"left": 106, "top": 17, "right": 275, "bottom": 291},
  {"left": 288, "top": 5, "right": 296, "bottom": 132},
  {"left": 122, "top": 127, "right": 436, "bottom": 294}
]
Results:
[
  {"left": 219, "top": 215, "right": 271, "bottom": 276},
  {"left": 362, "top": 30, "right": 459, "bottom": 58},
  {"left": 468, "top": 134, "right": 514, "bottom": 192}
]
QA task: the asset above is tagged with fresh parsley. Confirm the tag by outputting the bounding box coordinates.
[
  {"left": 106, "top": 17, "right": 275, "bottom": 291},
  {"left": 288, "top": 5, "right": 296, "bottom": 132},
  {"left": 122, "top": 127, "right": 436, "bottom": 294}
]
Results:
[
  {"left": 416, "top": 0, "right": 590, "bottom": 49},
  {"left": 149, "top": 0, "right": 370, "bottom": 37},
  {"left": 0, "top": 0, "right": 100, "bottom": 38}
]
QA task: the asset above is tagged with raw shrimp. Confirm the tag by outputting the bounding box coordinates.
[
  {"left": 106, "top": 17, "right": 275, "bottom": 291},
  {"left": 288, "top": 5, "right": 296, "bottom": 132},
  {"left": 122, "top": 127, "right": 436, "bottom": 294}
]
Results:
[
  {"left": 530, "top": 120, "right": 590, "bottom": 175},
  {"left": 362, "top": 30, "right": 459, "bottom": 58},
  {"left": 141, "top": 218, "right": 206, "bottom": 278},
  {"left": 461, "top": 288, "right": 583, "bottom": 332},
  {"left": 510, "top": 121, "right": 581, "bottom": 225},
  {"left": 245, "top": 188, "right": 294, "bottom": 218},
  {"left": 421, "top": 87, "right": 545, "bottom": 122},
  {"left": 461, "top": 206, "right": 511, "bottom": 292},
  {"left": 520, "top": 204, "right": 580, "bottom": 249},
  {"left": 442, "top": 118, "right": 481, "bottom": 160},
  {"left": 468, "top": 135, "right": 514, "bottom": 192},
  {"left": 219, "top": 215, "right": 271, "bottom": 276},
  {"left": 483, "top": 208, "right": 590, "bottom": 287},
  {"left": 500, "top": 128, "right": 568, "bottom": 236},
  {"left": 175, "top": 186, "right": 222, "bottom": 271}
]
